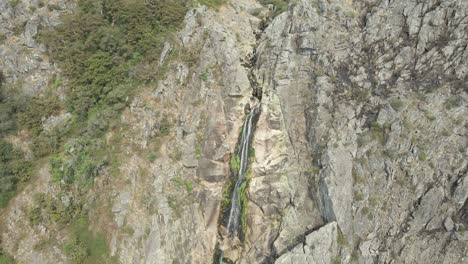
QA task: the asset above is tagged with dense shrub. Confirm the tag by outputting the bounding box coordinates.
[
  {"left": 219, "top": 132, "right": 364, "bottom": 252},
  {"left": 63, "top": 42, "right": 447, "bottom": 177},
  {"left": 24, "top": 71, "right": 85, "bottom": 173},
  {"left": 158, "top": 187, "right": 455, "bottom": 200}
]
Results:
[
  {"left": 49, "top": 138, "right": 107, "bottom": 186},
  {"left": 38, "top": 0, "right": 188, "bottom": 120},
  {"left": 28, "top": 192, "right": 83, "bottom": 225},
  {"left": 18, "top": 95, "right": 62, "bottom": 135},
  {"left": 0, "top": 85, "right": 29, "bottom": 136},
  {"left": 0, "top": 140, "right": 31, "bottom": 207}
]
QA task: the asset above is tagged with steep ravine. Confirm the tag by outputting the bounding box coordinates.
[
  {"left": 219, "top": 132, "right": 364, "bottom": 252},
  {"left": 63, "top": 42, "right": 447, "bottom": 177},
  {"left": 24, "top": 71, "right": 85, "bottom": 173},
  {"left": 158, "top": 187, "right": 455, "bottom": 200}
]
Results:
[
  {"left": 215, "top": 100, "right": 261, "bottom": 264},
  {"left": 214, "top": 15, "right": 267, "bottom": 263}
]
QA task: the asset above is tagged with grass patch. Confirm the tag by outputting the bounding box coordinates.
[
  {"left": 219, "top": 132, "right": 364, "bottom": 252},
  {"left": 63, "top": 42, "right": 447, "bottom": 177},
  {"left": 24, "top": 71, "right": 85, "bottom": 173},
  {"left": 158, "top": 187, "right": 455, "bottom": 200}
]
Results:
[
  {"left": 444, "top": 95, "right": 462, "bottom": 110},
  {"left": 350, "top": 87, "right": 370, "bottom": 103},
  {"left": 337, "top": 228, "right": 347, "bottom": 246},
  {"left": 199, "top": 69, "right": 208, "bottom": 82},
  {"left": 361, "top": 206, "right": 370, "bottom": 215},
  {"left": 9, "top": 0, "right": 20, "bottom": 8},
  {"left": 122, "top": 225, "right": 135, "bottom": 236},
  {"left": 423, "top": 110, "right": 436, "bottom": 122},
  {"left": 198, "top": 0, "right": 226, "bottom": 9},
  {"left": 418, "top": 150, "right": 427, "bottom": 161},
  {"left": 230, "top": 154, "right": 240, "bottom": 173},
  {"left": 259, "top": 0, "right": 289, "bottom": 17},
  {"left": 239, "top": 179, "right": 249, "bottom": 238},
  {"left": 171, "top": 176, "right": 193, "bottom": 193},
  {"left": 195, "top": 144, "right": 202, "bottom": 159},
  {"left": 354, "top": 191, "right": 363, "bottom": 201},
  {"left": 0, "top": 248, "right": 14, "bottom": 264},
  {"left": 147, "top": 152, "right": 157, "bottom": 162},
  {"left": 370, "top": 121, "right": 385, "bottom": 144},
  {"left": 390, "top": 98, "right": 404, "bottom": 111},
  {"left": 63, "top": 215, "right": 114, "bottom": 264}
]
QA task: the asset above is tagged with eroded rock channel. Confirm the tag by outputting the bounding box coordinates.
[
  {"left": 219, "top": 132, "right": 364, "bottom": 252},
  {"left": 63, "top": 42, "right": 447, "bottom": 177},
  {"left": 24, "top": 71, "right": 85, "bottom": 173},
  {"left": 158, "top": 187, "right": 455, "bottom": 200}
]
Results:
[{"left": 215, "top": 97, "right": 261, "bottom": 264}]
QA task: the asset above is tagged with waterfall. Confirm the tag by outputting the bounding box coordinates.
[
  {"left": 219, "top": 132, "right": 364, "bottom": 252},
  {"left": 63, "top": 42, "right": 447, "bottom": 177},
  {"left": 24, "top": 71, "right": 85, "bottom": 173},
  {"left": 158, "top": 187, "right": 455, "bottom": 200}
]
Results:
[
  {"left": 226, "top": 102, "right": 260, "bottom": 236},
  {"left": 216, "top": 101, "right": 261, "bottom": 264}
]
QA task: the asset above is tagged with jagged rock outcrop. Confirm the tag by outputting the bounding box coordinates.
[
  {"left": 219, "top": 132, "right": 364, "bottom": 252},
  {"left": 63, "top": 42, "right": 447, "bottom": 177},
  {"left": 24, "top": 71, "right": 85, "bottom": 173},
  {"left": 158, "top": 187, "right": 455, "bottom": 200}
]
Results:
[
  {"left": 246, "top": 0, "right": 467, "bottom": 263},
  {"left": 275, "top": 222, "right": 339, "bottom": 264},
  {"left": 0, "top": 0, "right": 75, "bottom": 95}
]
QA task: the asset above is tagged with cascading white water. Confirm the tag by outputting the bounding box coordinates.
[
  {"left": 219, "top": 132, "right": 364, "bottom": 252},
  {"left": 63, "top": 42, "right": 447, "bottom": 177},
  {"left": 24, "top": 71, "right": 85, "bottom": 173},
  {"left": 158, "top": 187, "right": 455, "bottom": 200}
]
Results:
[
  {"left": 226, "top": 104, "right": 257, "bottom": 235},
  {"left": 217, "top": 102, "right": 260, "bottom": 264},
  {"left": 227, "top": 107, "right": 257, "bottom": 236}
]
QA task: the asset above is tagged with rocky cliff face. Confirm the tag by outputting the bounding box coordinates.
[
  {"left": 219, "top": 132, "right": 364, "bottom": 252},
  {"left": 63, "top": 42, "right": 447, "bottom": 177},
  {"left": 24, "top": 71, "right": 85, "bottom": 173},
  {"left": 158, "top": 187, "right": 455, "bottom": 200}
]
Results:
[
  {"left": 0, "top": 0, "right": 75, "bottom": 95},
  {"left": 247, "top": 0, "right": 467, "bottom": 263},
  {"left": 1, "top": 0, "right": 467, "bottom": 264}
]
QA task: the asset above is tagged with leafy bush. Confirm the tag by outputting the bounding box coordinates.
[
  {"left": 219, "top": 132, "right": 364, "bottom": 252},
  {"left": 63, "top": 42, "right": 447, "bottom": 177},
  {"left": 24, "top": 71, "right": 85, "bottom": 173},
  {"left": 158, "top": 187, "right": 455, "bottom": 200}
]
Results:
[
  {"left": 0, "top": 140, "right": 32, "bottom": 207},
  {"left": 0, "top": 103, "right": 16, "bottom": 135},
  {"left": 0, "top": 84, "right": 30, "bottom": 136},
  {"left": 38, "top": 0, "right": 187, "bottom": 119},
  {"left": 16, "top": 94, "right": 66, "bottom": 157},
  {"left": 49, "top": 139, "right": 106, "bottom": 186},
  {"left": 28, "top": 192, "right": 83, "bottom": 225}
]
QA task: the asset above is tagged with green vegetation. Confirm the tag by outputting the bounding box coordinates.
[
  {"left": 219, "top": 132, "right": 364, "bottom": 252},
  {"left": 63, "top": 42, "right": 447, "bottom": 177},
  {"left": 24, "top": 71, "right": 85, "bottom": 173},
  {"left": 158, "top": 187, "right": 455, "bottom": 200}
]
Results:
[
  {"left": 389, "top": 98, "right": 404, "bottom": 111},
  {"left": 18, "top": 94, "right": 66, "bottom": 157},
  {"left": 249, "top": 146, "right": 255, "bottom": 160},
  {"left": 195, "top": 144, "right": 202, "bottom": 159},
  {"left": 38, "top": 0, "right": 188, "bottom": 122},
  {"left": 63, "top": 216, "right": 113, "bottom": 264},
  {"left": 332, "top": 257, "right": 342, "bottom": 264},
  {"left": 147, "top": 152, "right": 157, "bottom": 162},
  {"left": 0, "top": 139, "right": 32, "bottom": 207},
  {"left": 199, "top": 70, "right": 208, "bottom": 82},
  {"left": 171, "top": 176, "right": 193, "bottom": 193},
  {"left": 198, "top": 0, "right": 226, "bottom": 9},
  {"left": 337, "top": 229, "right": 347, "bottom": 246},
  {"left": 350, "top": 87, "right": 370, "bottom": 103},
  {"left": 0, "top": 0, "right": 194, "bottom": 260},
  {"left": 354, "top": 191, "right": 363, "bottom": 201},
  {"left": 369, "top": 196, "right": 377, "bottom": 207},
  {"left": 423, "top": 110, "right": 436, "bottom": 121},
  {"left": 122, "top": 225, "right": 135, "bottom": 236},
  {"left": 49, "top": 139, "right": 107, "bottom": 186},
  {"left": 27, "top": 192, "right": 82, "bottom": 225},
  {"left": 0, "top": 249, "right": 14, "bottom": 264},
  {"left": 418, "top": 150, "right": 427, "bottom": 161},
  {"left": 230, "top": 154, "right": 240, "bottom": 172},
  {"left": 9, "top": 0, "right": 20, "bottom": 8},
  {"left": 370, "top": 121, "right": 385, "bottom": 144},
  {"left": 239, "top": 179, "right": 249, "bottom": 235},
  {"left": 220, "top": 179, "right": 233, "bottom": 209},
  {"left": 260, "top": 0, "right": 289, "bottom": 17},
  {"left": 0, "top": 82, "right": 28, "bottom": 136},
  {"left": 158, "top": 117, "right": 171, "bottom": 136},
  {"left": 444, "top": 95, "right": 462, "bottom": 110}
]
